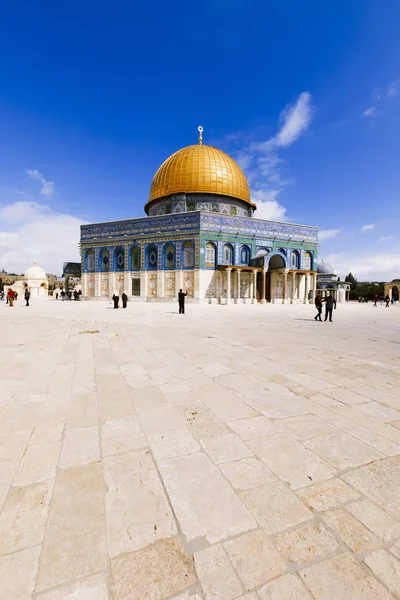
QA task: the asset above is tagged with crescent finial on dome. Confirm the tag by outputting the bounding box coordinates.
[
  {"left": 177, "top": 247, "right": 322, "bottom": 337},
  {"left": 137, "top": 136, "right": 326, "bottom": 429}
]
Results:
[{"left": 198, "top": 125, "right": 203, "bottom": 145}]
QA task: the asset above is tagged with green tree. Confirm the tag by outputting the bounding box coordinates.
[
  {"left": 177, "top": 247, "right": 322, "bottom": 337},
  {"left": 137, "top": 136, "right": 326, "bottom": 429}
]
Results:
[{"left": 345, "top": 272, "right": 358, "bottom": 289}]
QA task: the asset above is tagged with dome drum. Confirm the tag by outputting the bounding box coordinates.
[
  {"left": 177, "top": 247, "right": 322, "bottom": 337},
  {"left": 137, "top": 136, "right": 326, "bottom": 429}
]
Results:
[{"left": 146, "top": 192, "right": 255, "bottom": 217}]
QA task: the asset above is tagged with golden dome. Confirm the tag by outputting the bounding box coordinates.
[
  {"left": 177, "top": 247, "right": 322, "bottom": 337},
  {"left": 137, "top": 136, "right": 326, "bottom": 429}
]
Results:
[{"left": 147, "top": 144, "right": 253, "bottom": 209}]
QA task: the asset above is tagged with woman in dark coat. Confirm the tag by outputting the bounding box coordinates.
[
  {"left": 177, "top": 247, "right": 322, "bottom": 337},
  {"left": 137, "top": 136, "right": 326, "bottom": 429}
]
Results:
[
  {"left": 122, "top": 291, "right": 128, "bottom": 309},
  {"left": 112, "top": 291, "right": 119, "bottom": 309}
]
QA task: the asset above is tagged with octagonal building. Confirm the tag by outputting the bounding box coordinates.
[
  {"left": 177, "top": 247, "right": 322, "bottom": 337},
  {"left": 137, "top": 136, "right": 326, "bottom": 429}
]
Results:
[{"left": 80, "top": 130, "right": 319, "bottom": 303}]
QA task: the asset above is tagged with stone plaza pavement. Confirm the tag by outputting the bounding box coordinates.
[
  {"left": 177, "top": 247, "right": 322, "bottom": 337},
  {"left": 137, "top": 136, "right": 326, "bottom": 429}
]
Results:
[{"left": 1, "top": 299, "right": 400, "bottom": 599}]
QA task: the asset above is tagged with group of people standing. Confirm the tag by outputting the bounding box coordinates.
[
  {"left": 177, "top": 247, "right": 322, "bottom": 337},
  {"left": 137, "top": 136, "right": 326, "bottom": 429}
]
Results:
[
  {"left": 112, "top": 291, "right": 128, "bottom": 309},
  {"left": 314, "top": 292, "right": 336, "bottom": 322},
  {"left": 1, "top": 288, "right": 31, "bottom": 307},
  {"left": 374, "top": 295, "right": 392, "bottom": 308}
]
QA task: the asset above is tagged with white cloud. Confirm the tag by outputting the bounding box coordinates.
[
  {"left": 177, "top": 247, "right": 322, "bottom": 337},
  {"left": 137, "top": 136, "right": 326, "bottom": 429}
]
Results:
[
  {"left": 362, "top": 107, "right": 376, "bottom": 118},
  {"left": 234, "top": 92, "right": 313, "bottom": 222},
  {"left": 275, "top": 92, "right": 312, "bottom": 147},
  {"left": 251, "top": 189, "right": 287, "bottom": 221},
  {"left": 379, "top": 235, "right": 394, "bottom": 243},
  {"left": 361, "top": 223, "right": 375, "bottom": 231},
  {"left": 0, "top": 201, "right": 86, "bottom": 274},
  {"left": 319, "top": 229, "right": 341, "bottom": 241},
  {"left": 26, "top": 169, "right": 56, "bottom": 197},
  {"left": 388, "top": 79, "right": 400, "bottom": 98},
  {"left": 325, "top": 249, "right": 400, "bottom": 282}
]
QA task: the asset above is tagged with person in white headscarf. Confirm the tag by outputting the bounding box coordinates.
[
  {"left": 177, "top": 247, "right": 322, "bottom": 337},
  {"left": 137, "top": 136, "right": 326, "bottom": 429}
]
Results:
[
  {"left": 122, "top": 290, "right": 128, "bottom": 309},
  {"left": 112, "top": 290, "right": 119, "bottom": 309}
]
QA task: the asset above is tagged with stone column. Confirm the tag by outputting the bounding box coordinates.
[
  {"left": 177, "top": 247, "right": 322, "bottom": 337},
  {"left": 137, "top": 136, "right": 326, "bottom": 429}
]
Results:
[
  {"left": 282, "top": 270, "right": 289, "bottom": 304},
  {"left": 235, "top": 269, "right": 241, "bottom": 304},
  {"left": 291, "top": 271, "right": 296, "bottom": 304},
  {"left": 303, "top": 273, "right": 309, "bottom": 304},
  {"left": 261, "top": 269, "right": 267, "bottom": 304},
  {"left": 94, "top": 272, "right": 101, "bottom": 297},
  {"left": 311, "top": 273, "right": 317, "bottom": 303},
  {"left": 252, "top": 271, "right": 257, "bottom": 303},
  {"left": 226, "top": 268, "right": 232, "bottom": 304},
  {"left": 123, "top": 272, "right": 130, "bottom": 296},
  {"left": 82, "top": 273, "right": 88, "bottom": 297},
  {"left": 157, "top": 271, "right": 165, "bottom": 299}
]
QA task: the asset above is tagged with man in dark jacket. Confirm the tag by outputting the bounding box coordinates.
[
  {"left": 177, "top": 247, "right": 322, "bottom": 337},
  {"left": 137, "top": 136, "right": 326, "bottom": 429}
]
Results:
[
  {"left": 24, "top": 288, "right": 30, "bottom": 307},
  {"left": 323, "top": 292, "right": 336, "bottom": 322},
  {"left": 314, "top": 293, "right": 323, "bottom": 321},
  {"left": 178, "top": 288, "right": 187, "bottom": 314}
]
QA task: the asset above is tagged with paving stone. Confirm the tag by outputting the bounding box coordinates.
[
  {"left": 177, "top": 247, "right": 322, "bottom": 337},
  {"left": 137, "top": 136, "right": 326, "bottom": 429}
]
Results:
[
  {"left": 347, "top": 499, "right": 400, "bottom": 543},
  {"left": 219, "top": 457, "right": 277, "bottom": 490},
  {"left": 13, "top": 441, "right": 61, "bottom": 486},
  {"left": 149, "top": 428, "right": 200, "bottom": 460},
  {"left": 248, "top": 433, "right": 336, "bottom": 489},
  {"left": 104, "top": 450, "right": 177, "bottom": 557},
  {"left": 240, "top": 481, "right": 312, "bottom": 535},
  {"left": 364, "top": 549, "right": 400, "bottom": 597},
  {"left": 356, "top": 401, "right": 400, "bottom": 422},
  {"left": 275, "top": 521, "right": 339, "bottom": 564},
  {"left": 224, "top": 529, "right": 286, "bottom": 589},
  {"left": 277, "top": 414, "right": 338, "bottom": 440},
  {"left": 321, "top": 388, "right": 366, "bottom": 406},
  {"left": 201, "top": 433, "right": 253, "bottom": 464},
  {"left": 194, "top": 543, "right": 243, "bottom": 600},
  {"left": 322, "top": 508, "right": 381, "bottom": 553},
  {"left": 100, "top": 416, "right": 147, "bottom": 456},
  {"left": 0, "top": 546, "right": 41, "bottom": 600},
  {"left": 30, "top": 418, "right": 65, "bottom": 444},
  {"left": 342, "top": 455, "right": 400, "bottom": 519},
  {"left": 36, "top": 572, "right": 109, "bottom": 599},
  {"left": 111, "top": 538, "right": 196, "bottom": 600},
  {"left": 258, "top": 573, "right": 313, "bottom": 599},
  {"left": 299, "top": 552, "right": 393, "bottom": 599},
  {"left": 304, "top": 432, "right": 384, "bottom": 471},
  {"left": 159, "top": 452, "right": 256, "bottom": 543},
  {"left": 228, "top": 415, "right": 278, "bottom": 440},
  {"left": 36, "top": 463, "right": 107, "bottom": 591},
  {"left": 0, "top": 481, "right": 53, "bottom": 555},
  {"left": 296, "top": 477, "right": 360, "bottom": 511},
  {"left": 59, "top": 426, "right": 100, "bottom": 469}
]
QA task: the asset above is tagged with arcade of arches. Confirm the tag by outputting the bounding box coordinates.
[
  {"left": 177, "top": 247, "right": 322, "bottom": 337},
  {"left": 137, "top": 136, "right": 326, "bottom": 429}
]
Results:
[{"left": 384, "top": 281, "right": 399, "bottom": 301}]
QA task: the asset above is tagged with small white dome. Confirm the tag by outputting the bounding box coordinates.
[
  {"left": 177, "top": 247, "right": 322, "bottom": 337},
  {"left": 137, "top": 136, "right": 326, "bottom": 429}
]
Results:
[
  {"left": 317, "top": 260, "right": 334, "bottom": 275},
  {"left": 25, "top": 261, "right": 47, "bottom": 280}
]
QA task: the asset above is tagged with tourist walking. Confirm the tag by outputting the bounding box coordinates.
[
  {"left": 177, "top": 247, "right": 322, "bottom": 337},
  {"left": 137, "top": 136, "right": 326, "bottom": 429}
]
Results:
[
  {"left": 322, "top": 292, "right": 336, "bottom": 322},
  {"left": 178, "top": 288, "right": 187, "bottom": 314},
  {"left": 8, "top": 289, "right": 15, "bottom": 307},
  {"left": 314, "top": 293, "right": 323, "bottom": 321},
  {"left": 385, "top": 294, "right": 390, "bottom": 308},
  {"left": 74, "top": 290, "right": 78, "bottom": 301},
  {"left": 15, "top": 292, "right": 18, "bottom": 301},
  {"left": 121, "top": 291, "right": 128, "bottom": 309},
  {"left": 24, "top": 289, "right": 30, "bottom": 307},
  {"left": 61, "top": 290, "right": 65, "bottom": 301},
  {"left": 374, "top": 295, "right": 379, "bottom": 307},
  {"left": 112, "top": 290, "right": 120, "bottom": 309}
]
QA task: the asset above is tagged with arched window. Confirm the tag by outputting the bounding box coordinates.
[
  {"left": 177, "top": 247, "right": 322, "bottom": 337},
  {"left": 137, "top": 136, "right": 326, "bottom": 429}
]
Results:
[
  {"left": 85, "top": 249, "right": 95, "bottom": 272},
  {"left": 304, "top": 251, "right": 312, "bottom": 270},
  {"left": 240, "top": 246, "right": 250, "bottom": 265},
  {"left": 131, "top": 246, "right": 140, "bottom": 270},
  {"left": 114, "top": 247, "right": 125, "bottom": 271},
  {"left": 205, "top": 242, "right": 216, "bottom": 268},
  {"left": 99, "top": 249, "right": 109, "bottom": 272},
  {"left": 147, "top": 245, "right": 157, "bottom": 270},
  {"left": 256, "top": 247, "right": 270, "bottom": 257},
  {"left": 164, "top": 244, "right": 175, "bottom": 269},
  {"left": 182, "top": 241, "right": 195, "bottom": 269},
  {"left": 224, "top": 244, "right": 233, "bottom": 265},
  {"left": 291, "top": 251, "right": 299, "bottom": 269},
  {"left": 277, "top": 248, "right": 286, "bottom": 256}
]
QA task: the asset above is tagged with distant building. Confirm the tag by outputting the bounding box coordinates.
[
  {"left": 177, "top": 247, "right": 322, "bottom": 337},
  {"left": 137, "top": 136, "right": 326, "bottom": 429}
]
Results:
[{"left": 317, "top": 260, "right": 350, "bottom": 302}]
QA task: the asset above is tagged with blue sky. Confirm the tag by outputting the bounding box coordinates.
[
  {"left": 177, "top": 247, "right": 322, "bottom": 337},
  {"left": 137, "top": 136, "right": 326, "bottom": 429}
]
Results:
[{"left": 0, "top": 0, "right": 399, "bottom": 279}]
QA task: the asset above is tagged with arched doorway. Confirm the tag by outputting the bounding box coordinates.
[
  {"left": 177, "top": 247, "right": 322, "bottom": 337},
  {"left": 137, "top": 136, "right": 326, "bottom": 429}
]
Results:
[{"left": 393, "top": 285, "right": 399, "bottom": 302}]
